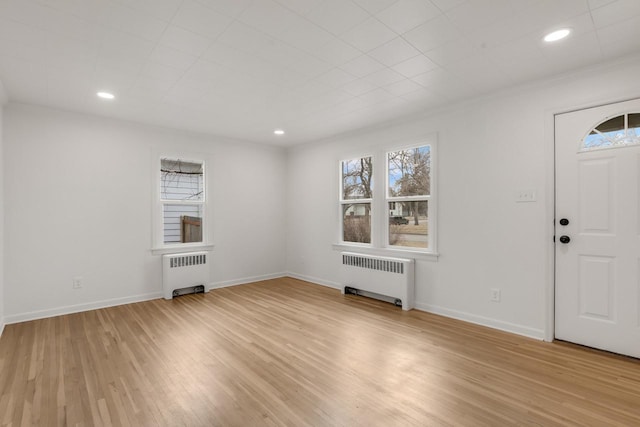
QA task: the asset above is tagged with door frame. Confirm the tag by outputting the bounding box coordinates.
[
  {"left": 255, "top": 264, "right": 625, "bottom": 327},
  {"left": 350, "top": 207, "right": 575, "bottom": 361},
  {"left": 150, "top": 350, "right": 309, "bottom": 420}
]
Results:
[{"left": 545, "top": 94, "right": 640, "bottom": 342}]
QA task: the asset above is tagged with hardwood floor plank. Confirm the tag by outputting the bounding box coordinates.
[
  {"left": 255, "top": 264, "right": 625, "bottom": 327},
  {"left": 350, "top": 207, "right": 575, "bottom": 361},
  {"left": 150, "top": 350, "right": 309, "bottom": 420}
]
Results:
[{"left": 1, "top": 277, "right": 639, "bottom": 426}]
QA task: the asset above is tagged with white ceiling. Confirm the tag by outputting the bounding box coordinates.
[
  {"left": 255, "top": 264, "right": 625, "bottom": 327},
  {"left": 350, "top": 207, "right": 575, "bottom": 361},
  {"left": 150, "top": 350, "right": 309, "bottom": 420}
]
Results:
[{"left": 1, "top": 0, "right": 639, "bottom": 146}]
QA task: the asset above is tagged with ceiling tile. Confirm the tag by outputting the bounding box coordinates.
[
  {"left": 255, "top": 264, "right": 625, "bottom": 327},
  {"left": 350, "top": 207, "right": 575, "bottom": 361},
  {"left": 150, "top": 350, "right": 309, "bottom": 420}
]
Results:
[
  {"left": 276, "top": 17, "right": 335, "bottom": 53},
  {"left": 109, "top": 3, "right": 168, "bottom": 42},
  {"left": 273, "top": 0, "right": 324, "bottom": 16},
  {"left": 363, "top": 68, "right": 405, "bottom": 86},
  {"left": 0, "top": 19, "right": 48, "bottom": 50},
  {"left": 287, "top": 53, "right": 334, "bottom": 80},
  {"left": 391, "top": 54, "right": 439, "bottom": 77},
  {"left": 180, "top": 59, "right": 232, "bottom": 86},
  {"left": 538, "top": 31, "right": 605, "bottom": 76},
  {"left": 217, "top": 22, "right": 274, "bottom": 54},
  {"left": 403, "top": 15, "right": 463, "bottom": 53},
  {"left": 445, "top": 53, "right": 512, "bottom": 92},
  {"left": 430, "top": 0, "right": 467, "bottom": 12},
  {"left": 340, "top": 55, "right": 386, "bottom": 78},
  {"left": 384, "top": 78, "right": 423, "bottom": 96},
  {"left": 445, "top": 0, "right": 520, "bottom": 34},
  {"left": 368, "top": 37, "right": 421, "bottom": 66},
  {"left": 314, "top": 68, "right": 359, "bottom": 88},
  {"left": 257, "top": 41, "right": 306, "bottom": 68},
  {"left": 114, "top": 0, "right": 183, "bottom": 22},
  {"left": 588, "top": 0, "right": 617, "bottom": 9},
  {"left": 194, "top": 0, "right": 254, "bottom": 18},
  {"left": 352, "top": 0, "right": 400, "bottom": 15},
  {"left": 591, "top": 0, "right": 640, "bottom": 28},
  {"left": 238, "top": 0, "right": 302, "bottom": 38},
  {"left": 358, "top": 88, "right": 396, "bottom": 105},
  {"left": 149, "top": 44, "right": 198, "bottom": 70},
  {"left": 160, "top": 25, "right": 212, "bottom": 57},
  {"left": 139, "top": 61, "right": 184, "bottom": 86},
  {"left": 341, "top": 78, "right": 379, "bottom": 96},
  {"left": 340, "top": 17, "right": 398, "bottom": 52},
  {"left": 411, "top": 67, "right": 465, "bottom": 90},
  {"left": 376, "top": 0, "right": 442, "bottom": 34},
  {"left": 597, "top": 14, "right": 640, "bottom": 55},
  {"left": 424, "top": 38, "right": 475, "bottom": 65},
  {"left": 172, "top": 0, "right": 233, "bottom": 39},
  {"left": 305, "top": 0, "right": 370, "bottom": 35},
  {"left": 313, "top": 38, "right": 363, "bottom": 65},
  {"left": 100, "top": 30, "right": 155, "bottom": 62}
]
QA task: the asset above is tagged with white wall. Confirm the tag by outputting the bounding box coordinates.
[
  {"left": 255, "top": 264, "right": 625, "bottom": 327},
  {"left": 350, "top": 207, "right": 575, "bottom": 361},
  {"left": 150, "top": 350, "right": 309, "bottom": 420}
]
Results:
[
  {"left": 286, "top": 56, "right": 640, "bottom": 340},
  {"left": 3, "top": 104, "right": 287, "bottom": 322},
  {"left": 0, "top": 79, "right": 6, "bottom": 335}
]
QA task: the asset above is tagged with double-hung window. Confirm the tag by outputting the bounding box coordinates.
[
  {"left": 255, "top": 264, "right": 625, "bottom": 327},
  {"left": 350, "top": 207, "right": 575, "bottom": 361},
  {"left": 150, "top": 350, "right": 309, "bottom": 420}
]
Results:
[
  {"left": 340, "top": 156, "right": 373, "bottom": 244},
  {"left": 160, "top": 158, "right": 205, "bottom": 245},
  {"left": 386, "top": 145, "right": 431, "bottom": 249},
  {"left": 338, "top": 139, "right": 436, "bottom": 255}
]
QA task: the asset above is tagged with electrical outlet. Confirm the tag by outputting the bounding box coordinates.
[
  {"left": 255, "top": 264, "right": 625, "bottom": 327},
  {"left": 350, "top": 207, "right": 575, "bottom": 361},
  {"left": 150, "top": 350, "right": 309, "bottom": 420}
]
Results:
[
  {"left": 73, "top": 276, "right": 83, "bottom": 289},
  {"left": 490, "top": 288, "right": 501, "bottom": 302}
]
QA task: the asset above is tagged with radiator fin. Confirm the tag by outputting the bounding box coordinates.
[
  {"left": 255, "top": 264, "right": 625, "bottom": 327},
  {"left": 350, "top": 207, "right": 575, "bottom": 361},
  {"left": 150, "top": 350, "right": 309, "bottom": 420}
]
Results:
[
  {"left": 342, "top": 254, "right": 404, "bottom": 275},
  {"left": 169, "top": 254, "right": 207, "bottom": 268}
]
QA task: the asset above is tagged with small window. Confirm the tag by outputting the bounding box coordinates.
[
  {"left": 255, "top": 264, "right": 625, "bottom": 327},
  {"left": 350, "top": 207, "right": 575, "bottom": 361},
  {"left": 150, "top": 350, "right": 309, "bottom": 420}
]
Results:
[
  {"left": 387, "top": 145, "right": 431, "bottom": 249},
  {"left": 160, "top": 158, "right": 204, "bottom": 244},
  {"left": 582, "top": 113, "right": 640, "bottom": 151},
  {"left": 340, "top": 157, "right": 373, "bottom": 244}
]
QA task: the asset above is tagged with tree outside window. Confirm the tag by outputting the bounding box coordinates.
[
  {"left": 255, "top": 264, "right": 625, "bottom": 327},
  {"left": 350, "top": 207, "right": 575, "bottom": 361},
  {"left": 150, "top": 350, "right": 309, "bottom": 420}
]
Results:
[
  {"left": 340, "top": 157, "right": 373, "bottom": 244},
  {"left": 387, "top": 146, "right": 431, "bottom": 249}
]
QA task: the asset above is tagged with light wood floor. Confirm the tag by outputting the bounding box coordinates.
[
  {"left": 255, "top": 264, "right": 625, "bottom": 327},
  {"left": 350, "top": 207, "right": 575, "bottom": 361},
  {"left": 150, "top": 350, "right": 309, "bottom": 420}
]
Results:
[{"left": 1, "top": 277, "right": 639, "bottom": 426}]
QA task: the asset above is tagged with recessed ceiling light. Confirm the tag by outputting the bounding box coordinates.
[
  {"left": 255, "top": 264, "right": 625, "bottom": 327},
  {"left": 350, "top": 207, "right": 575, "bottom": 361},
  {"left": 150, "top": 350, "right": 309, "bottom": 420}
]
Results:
[
  {"left": 97, "top": 91, "right": 115, "bottom": 100},
  {"left": 544, "top": 28, "right": 571, "bottom": 42},
  {"left": 274, "top": 129, "right": 285, "bottom": 135}
]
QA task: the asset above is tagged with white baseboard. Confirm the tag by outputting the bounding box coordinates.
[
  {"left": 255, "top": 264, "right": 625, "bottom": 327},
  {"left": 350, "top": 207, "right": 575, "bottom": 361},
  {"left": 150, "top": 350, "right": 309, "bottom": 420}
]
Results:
[
  {"left": 284, "top": 272, "right": 342, "bottom": 290},
  {"left": 4, "top": 292, "right": 163, "bottom": 325},
  {"left": 414, "top": 302, "right": 545, "bottom": 340},
  {"left": 3, "top": 272, "right": 289, "bottom": 325},
  {"left": 208, "top": 272, "right": 287, "bottom": 290},
  {"left": 285, "top": 272, "right": 544, "bottom": 341},
  {"left": 0, "top": 319, "right": 4, "bottom": 338}
]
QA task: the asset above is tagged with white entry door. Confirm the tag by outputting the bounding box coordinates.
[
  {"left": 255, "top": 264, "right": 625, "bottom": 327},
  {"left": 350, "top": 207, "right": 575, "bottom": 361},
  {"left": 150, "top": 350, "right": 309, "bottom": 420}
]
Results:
[{"left": 555, "top": 98, "right": 640, "bottom": 358}]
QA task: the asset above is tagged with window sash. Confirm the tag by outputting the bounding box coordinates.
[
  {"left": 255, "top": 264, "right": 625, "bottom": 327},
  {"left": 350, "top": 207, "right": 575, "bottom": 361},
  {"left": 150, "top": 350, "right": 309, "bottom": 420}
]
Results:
[{"left": 157, "top": 157, "right": 206, "bottom": 248}]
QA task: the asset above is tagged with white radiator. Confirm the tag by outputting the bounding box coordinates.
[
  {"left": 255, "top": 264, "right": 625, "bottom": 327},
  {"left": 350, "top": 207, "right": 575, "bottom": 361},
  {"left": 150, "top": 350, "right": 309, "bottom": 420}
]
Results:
[
  {"left": 162, "top": 252, "right": 210, "bottom": 299},
  {"left": 340, "top": 252, "right": 415, "bottom": 310}
]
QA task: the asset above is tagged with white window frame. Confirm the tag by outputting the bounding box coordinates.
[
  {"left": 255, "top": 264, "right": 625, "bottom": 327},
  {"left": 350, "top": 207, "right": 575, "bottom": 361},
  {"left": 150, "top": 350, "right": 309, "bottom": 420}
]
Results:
[
  {"left": 339, "top": 154, "right": 374, "bottom": 247},
  {"left": 151, "top": 154, "right": 213, "bottom": 255},
  {"left": 334, "top": 136, "right": 438, "bottom": 260},
  {"left": 384, "top": 143, "right": 435, "bottom": 252}
]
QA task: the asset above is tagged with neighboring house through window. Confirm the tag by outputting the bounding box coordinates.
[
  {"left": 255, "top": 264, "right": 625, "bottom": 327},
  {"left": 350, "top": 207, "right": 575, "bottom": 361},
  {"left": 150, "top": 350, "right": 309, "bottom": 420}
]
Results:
[{"left": 160, "top": 158, "right": 205, "bottom": 245}]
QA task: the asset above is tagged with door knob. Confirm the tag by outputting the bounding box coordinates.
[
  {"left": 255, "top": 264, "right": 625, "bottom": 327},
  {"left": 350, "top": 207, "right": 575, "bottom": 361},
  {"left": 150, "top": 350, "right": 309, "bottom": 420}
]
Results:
[
  {"left": 559, "top": 218, "right": 569, "bottom": 226},
  {"left": 559, "top": 235, "right": 571, "bottom": 244}
]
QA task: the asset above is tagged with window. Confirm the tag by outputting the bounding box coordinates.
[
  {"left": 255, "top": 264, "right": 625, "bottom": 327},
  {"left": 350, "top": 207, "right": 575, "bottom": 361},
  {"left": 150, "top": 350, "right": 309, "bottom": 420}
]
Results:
[
  {"left": 160, "top": 158, "right": 204, "bottom": 245},
  {"left": 387, "top": 145, "right": 431, "bottom": 249},
  {"left": 340, "top": 157, "right": 372, "bottom": 244},
  {"left": 338, "top": 139, "right": 436, "bottom": 255},
  {"left": 582, "top": 113, "right": 640, "bottom": 151}
]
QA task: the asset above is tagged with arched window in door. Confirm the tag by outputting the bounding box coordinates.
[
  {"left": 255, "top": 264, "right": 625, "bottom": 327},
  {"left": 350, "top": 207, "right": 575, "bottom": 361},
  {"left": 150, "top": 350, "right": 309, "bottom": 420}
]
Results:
[{"left": 581, "top": 112, "right": 640, "bottom": 151}]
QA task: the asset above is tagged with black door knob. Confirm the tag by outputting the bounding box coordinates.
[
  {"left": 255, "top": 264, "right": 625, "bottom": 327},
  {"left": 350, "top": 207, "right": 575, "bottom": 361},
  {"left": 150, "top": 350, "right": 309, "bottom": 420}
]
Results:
[
  {"left": 559, "top": 218, "right": 569, "bottom": 226},
  {"left": 559, "top": 235, "right": 571, "bottom": 244}
]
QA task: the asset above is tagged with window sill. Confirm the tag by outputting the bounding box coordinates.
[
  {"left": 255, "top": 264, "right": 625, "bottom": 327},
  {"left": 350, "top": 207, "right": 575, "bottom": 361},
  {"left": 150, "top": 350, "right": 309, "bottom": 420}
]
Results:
[
  {"left": 151, "top": 244, "right": 214, "bottom": 256},
  {"left": 332, "top": 243, "right": 438, "bottom": 262}
]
